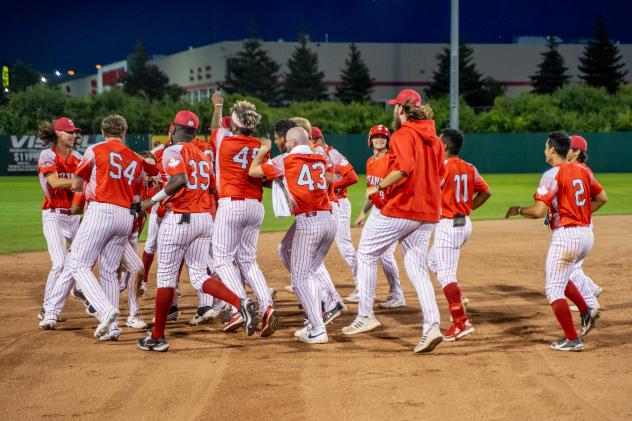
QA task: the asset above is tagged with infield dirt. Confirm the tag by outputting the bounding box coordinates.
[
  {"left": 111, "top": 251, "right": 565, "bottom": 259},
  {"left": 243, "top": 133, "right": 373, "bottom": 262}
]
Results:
[{"left": 1, "top": 216, "right": 631, "bottom": 420}]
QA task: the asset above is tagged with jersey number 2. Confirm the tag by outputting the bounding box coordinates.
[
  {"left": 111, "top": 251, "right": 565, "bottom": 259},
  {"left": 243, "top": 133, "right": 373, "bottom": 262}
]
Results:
[
  {"left": 572, "top": 179, "right": 586, "bottom": 207},
  {"left": 454, "top": 174, "right": 468, "bottom": 203},
  {"left": 109, "top": 152, "right": 137, "bottom": 185}
]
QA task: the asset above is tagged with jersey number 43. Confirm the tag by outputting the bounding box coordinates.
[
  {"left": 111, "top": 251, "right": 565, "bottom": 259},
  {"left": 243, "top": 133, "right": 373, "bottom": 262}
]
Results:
[{"left": 297, "top": 162, "right": 327, "bottom": 191}]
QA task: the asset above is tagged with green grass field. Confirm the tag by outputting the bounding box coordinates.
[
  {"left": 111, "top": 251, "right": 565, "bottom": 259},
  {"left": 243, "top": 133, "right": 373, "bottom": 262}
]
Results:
[{"left": 1, "top": 174, "right": 630, "bottom": 255}]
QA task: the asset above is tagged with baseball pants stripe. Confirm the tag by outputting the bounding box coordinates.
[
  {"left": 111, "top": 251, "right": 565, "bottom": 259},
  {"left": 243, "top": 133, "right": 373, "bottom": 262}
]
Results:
[
  {"left": 143, "top": 210, "right": 161, "bottom": 254},
  {"left": 427, "top": 217, "right": 472, "bottom": 288},
  {"left": 334, "top": 199, "right": 357, "bottom": 279},
  {"left": 120, "top": 232, "right": 144, "bottom": 317},
  {"left": 367, "top": 208, "right": 403, "bottom": 300}
]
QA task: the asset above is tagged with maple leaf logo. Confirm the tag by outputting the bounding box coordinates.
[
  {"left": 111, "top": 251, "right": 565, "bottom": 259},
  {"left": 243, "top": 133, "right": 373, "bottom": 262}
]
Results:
[
  {"left": 168, "top": 158, "right": 180, "bottom": 168},
  {"left": 537, "top": 186, "right": 549, "bottom": 196}
]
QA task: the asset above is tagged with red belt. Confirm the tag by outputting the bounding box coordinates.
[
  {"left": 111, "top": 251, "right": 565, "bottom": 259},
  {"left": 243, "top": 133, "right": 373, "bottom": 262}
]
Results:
[
  {"left": 50, "top": 208, "right": 71, "bottom": 215},
  {"left": 303, "top": 210, "right": 331, "bottom": 217},
  {"left": 230, "top": 197, "right": 245, "bottom": 201}
]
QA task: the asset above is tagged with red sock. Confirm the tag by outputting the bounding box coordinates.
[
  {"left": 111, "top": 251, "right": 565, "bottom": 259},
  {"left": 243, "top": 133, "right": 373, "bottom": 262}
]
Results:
[
  {"left": 551, "top": 299, "right": 578, "bottom": 340},
  {"left": 142, "top": 251, "right": 154, "bottom": 282},
  {"left": 202, "top": 277, "right": 241, "bottom": 309},
  {"left": 152, "top": 287, "right": 175, "bottom": 340},
  {"left": 443, "top": 282, "right": 466, "bottom": 325},
  {"left": 565, "top": 281, "right": 588, "bottom": 314}
]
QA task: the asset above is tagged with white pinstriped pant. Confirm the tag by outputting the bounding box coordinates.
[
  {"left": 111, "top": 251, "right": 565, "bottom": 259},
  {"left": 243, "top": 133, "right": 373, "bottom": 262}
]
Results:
[
  {"left": 545, "top": 226, "right": 594, "bottom": 303},
  {"left": 427, "top": 217, "right": 472, "bottom": 288},
  {"left": 366, "top": 208, "right": 403, "bottom": 299},
  {"left": 213, "top": 198, "right": 272, "bottom": 316},
  {"left": 570, "top": 258, "right": 599, "bottom": 307},
  {"left": 290, "top": 212, "right": 337, "bottom": 332},
  {"left": 157, "top": 212, "right": 212, "bottom": 291},
  {"left": 357, "top": 211, "right": 440, "bottom": 334},
  {"left": 119, "top": 232, "right": 144, "bottom": 317},
  {"left": 278, "top": 219, "right": 342, "bottom": 312},
  {"left": 333, "top": 199, "right": 358, "bottom": 280},
  {"left": 41, "top": 210, "right": 80, "bottom": 313},
  {"left": 69, "top": 202, "right": 133, "bottom": 320},
  {"left": 143, "top": 210, "right": 161, "bottom": 254}
]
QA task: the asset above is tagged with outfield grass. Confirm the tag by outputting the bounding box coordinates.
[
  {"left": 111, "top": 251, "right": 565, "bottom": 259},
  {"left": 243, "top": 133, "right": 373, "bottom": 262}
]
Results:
[{"left": 1, "top": 174, "right": 630, "bottom": 255}]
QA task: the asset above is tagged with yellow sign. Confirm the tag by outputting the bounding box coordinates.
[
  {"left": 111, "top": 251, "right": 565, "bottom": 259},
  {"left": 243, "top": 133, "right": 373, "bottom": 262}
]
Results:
[{"left": 2, "top": 65, "right": 8, "bottom": 89}]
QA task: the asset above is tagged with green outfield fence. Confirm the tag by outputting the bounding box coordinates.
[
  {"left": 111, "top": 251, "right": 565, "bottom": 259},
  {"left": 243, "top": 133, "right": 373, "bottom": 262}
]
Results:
[{"left": 1, "top": 132, "right": 631, "bottom": 175}]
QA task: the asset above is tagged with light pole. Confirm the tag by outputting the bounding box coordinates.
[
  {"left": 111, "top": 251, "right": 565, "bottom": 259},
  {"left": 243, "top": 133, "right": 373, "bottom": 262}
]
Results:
[{"left": 449, "top": 0, "right": 459, "bottom": 129}]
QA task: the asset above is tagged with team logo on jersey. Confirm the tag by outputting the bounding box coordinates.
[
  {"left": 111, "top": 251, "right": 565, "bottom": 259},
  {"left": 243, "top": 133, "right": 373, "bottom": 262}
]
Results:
[
  {"left": 168, "top": 158, "right": 181, "bottom": 168},
  {"left": 537, "top": 186, "right": 549, "bottom": 196},
  {"left": 41, "top": 162, "right": 53, "bottom": 168}
]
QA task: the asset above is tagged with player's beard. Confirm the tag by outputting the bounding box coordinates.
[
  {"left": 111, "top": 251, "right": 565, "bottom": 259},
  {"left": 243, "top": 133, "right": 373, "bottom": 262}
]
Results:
[{"left": 392, "top": 114, "right": 401, "bottom": 131}]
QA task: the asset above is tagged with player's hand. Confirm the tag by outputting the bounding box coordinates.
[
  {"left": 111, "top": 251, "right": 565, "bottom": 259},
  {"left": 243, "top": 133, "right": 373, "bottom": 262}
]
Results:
[
  {"left": 505, "top": 205, "right": 521, "bottom": 219},
  {"left": 142, "top": 199, "right": 154, "bottom": 212},
  {"left": 354, "top": 212, "right": 366, "bottom": 227},
  {"left": 212, "top": 91, "right": 223, "bottom": 107},
  {"left": 366, "top": 186, "right": 378, "bottom": 199},
  {"left": 259, "top": 137, "right": 272, "bottom": 152}
]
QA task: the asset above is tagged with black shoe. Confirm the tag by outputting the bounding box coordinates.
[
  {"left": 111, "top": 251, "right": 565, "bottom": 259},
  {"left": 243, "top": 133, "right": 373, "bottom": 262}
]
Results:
[
  {"left": 581, "top": 307, "right": 600, "bottom": 336},
  {"left": 72, "top": 287, "right": 87, "bottom": 301},
  {"left": 323, "top": 302, "right": 345, "bottom": 326},
  {"left": 167, "top": 306, "right": 180, "bottom": 321},
  {"left": 85, "top": 303, "right": 97, "bottom": 318},
  {"left": 137, "top": 332, "right": 169, "bottom": 352},
  {"left": 550, "top": 337, "right": 583, "bottom": 352},
  {"left": 239, "top": 299, "right": 258, "bottom": 336}
]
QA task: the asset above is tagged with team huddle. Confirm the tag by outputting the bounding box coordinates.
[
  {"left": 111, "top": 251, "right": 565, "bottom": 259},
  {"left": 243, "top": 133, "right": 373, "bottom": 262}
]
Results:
[{"left": 35, "top": 88, "right": 607, "bottom": 353}]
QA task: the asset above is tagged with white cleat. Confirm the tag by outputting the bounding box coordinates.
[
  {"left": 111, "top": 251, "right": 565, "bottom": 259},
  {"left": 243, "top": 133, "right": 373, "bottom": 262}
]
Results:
[
  {"left": 39, "top": 318, "right": 57, "bottom": 330},
  {"left": 379, "top": 296, "right": 406, "bottom": 309},
  {"left": 126, "top": 316, "right": 148, "bottom": 330},
  {"left": 98, "top": 329, "right": 121, "bottom": 342},
  {"left": 269, "top": 288, "right": 277, "bottom": 300},
  {"left": 342, "top": 315, "right": 381, "bottom": 335},
  {"left": 284, "top": 285, "right": 294, "bottom": 294},
  {"left": 297, "top": 328, "right": 328, "bottom": 344},
  {"left": 294, "top": 325, "right": 309, "bottom": 338},
  {"left": 413, "top": 325, "right": 443, "bottom": 353},
  {"left": 94, "top": 308, "right": 119, "bottom": 338},
  {"left": 344, "top": 290, "right": 360, "bottom": 303}
]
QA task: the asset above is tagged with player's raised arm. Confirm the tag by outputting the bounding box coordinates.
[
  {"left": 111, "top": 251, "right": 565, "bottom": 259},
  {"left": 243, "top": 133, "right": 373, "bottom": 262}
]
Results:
[
  {"left": 248, "top": 138, "right": 272, "bottom": 178},
  {"left": 210, "top": 91, "right": 224, "bottom": 130}
]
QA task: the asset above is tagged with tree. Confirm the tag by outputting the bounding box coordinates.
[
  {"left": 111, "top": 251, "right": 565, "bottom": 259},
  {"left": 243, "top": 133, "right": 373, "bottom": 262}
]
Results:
[
  {"left": 578, "top": 16, "right": 627, "bottom": 94},
  {"left": 225, "top": 35, "right": 282, "bottom": 105},
  {"left": 9, "top": 61, "right": 41, "bottom": 92},
  {"left": 530, "top": 37, "right": 570, "bottom": 94},
  {"left": 284, "top": 33, "right": 328, "bottom": 102},
  {"left": 335, "top": 43, "right": 373, "bottom": 103},
  {"left": 428, "top": 43, "right": 504, "bottom": 107},
  {"left": 122, "top": 39, "right": 184, "bottom": 101}
]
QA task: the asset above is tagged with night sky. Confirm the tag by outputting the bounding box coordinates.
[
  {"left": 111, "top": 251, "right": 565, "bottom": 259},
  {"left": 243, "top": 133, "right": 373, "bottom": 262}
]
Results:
[{"left": 2, "top": 0, "right": 631, "bottom": 75}]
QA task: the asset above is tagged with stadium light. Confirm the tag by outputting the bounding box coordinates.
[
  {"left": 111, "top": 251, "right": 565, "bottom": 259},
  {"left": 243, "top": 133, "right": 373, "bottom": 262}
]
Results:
[
  {"left": 54, "top": 70, "right": 61, "bottom": 77},
  {"left": 41, "top": 76, "right": 47, "bottom": 83},
  {"left": 95, "top": 64, "right": 102, "bottom": 69},
  {"left": 67, "top": 70, "right": 75, "bottom": 76},
  {"left": 3, "top": 88, "right": 8, "bottom": 93},
  {"left": 449, "top": 0, "right": 459, "bottom": 129}
]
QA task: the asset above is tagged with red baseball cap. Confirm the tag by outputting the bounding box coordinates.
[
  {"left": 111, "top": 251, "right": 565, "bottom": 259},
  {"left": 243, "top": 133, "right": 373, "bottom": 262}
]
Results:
[
  {"left": 387, "top": 89, "right": 422, "bottom": 107},
  {"left": 570, "top": 135, "right": 588, "bottom": 153},
  {"left": 53, "top": 117, "right": 81, "bottom": 133},
  {"left": 173, "top": 110, "right": 199, "bottom": 129},
  {"left": 311, "top": 127, "right": 324, "bottom": 140}
]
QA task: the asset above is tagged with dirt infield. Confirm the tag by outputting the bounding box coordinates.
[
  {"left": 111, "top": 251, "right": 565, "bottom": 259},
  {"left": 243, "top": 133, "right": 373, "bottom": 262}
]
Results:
[{"left": 1, "top": 216, "right": 631, "bottom": 420}]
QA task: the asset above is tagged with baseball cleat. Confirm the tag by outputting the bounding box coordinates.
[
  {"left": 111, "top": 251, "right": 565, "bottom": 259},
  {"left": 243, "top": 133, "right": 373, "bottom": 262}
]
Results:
[
  {"left": 443, "top": 319, "right": 475, "bottom": 342},
  {"left": 323, "top": 302, "right": 346, "bottom": 326},
  {"left": 569, "top": 304, "right": 580, "bottom": 312},
  {"left": 239, "top": 299, "right": 258, "bottom": 336},
  {"left": 297, "top": 328, "right": 328, "bottom": 344},
  {"left": 85, "top": 303, "right": 97, "bottom": 318},
  {"left": 137, "top": 332, "right": 169, "bottom": 352},
  {"left": 260, "top": 306, "right": 279, "bottom": 337},
  {"left": 580, "top": 307, "right": 600, "bottom": 336},
  {"left": 284, "top": 285, "right": 294, "bottom": 294},
  {"left": 189, "top": 306, "right": 214, "bottom": 326},
  {"left": 344, "top": 290, "right": 360, "bottom": 303},
  {"left": 379, "top": 296, "right": 406, "bottom": 309},
  {"left": 37, "top": 307, "right": 45, "bottom": 321},
  {"left": 595, "top": 287, "right": 604, "bottom": 297},
  {"left": 414, "top": 325, "right": 443, "bottom": 353},
  {"left": 342, "top": 315, "right": 381, "bottom": 335},
  {"left": 269, "top": 288, "right": 277, "bottom": 301},
  {"left": 222, "top": 313, "right": 243, "bottom": 332},
  {"left": 71, "top": 287, "right": 86, "bottom": 301},
  {"left": 294, "top": 320, "right": 310, "bottom": 338},
  {"left": 126, "top": 316, "right": 148, "bottom": 330},
  {"left": 94, "top": 308, "right": 119, "bottom": 338},
  {"left": 98, "top": 329, "right": 121, "bottom": 342},
  {"left": 39, "top": 318, "right": 57, "bottom": 330},
  {"left": 167, "top": 306, "right": 180, "bottom": 321},
  {"left": 139, "top": 281, "right": 148, "bottom": 296},
  {"left": 550, "top": 337, "right": 583, "bottom": 352}
]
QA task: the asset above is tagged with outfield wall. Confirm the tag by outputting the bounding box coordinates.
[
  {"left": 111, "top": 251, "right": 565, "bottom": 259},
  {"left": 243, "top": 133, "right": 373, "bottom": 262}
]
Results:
[{"left": 1, "top": 132, "right": 630, "bottom": 175}]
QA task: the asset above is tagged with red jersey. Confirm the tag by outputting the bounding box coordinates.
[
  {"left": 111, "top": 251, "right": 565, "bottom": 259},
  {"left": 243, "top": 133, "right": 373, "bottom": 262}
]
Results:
[
  {"left": 381, "top": 120, "right": 445, "bottom": 222},
  {"left": 534, "top": 163, "right": 603, "bottom": 229},
  {"left": 72, "top": 191, "right": 86, "bottom": 210},
  {"left": 192, "top": 138, "right": 218, "bottom": 217},
  {"left": 440, "top": 157, "right": 489, "bottom": 218},
  {"left": 312, "top": 145, "right": 337, "bottom": 202},
  {"left": 366, "top": 152, "right": 390, "bottom": 209},
  {"left": 162, "top": 142, "right": 215, "bottom": 213},
  {"left": 74, "top": 139, "right": 144, "bottom": 208},
  {"left": 281, "top": 145, "right": 332, "bottom": 215},
  {"left": 216, "top": 134, "right": 267, "bottom": 200},
  {"left": 326, "top": 146, "right": 355, "bottom": 199},
  {"left": 38, "top": 147, "right": 83, "bottom": 210}
]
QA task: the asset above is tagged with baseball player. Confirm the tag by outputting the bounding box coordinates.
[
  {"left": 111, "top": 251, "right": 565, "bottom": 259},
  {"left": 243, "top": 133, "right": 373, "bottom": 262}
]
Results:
[
  {"left": 311, "top": 127, "right": 360, "bottom": 302},
  {"left": 566, "top": 135, "right": 604, "bottom": 311},
  {"left": 249, "top": 127, "right": 337, "bottom": 343},
  {"left": 137, "top": 110, "right": 258, "bottom": 352},
  {"left": 36, "top": 117, "right": 83, "bottom": 328},
  {"left": 212, "top": 98, "right": 278, "bottom": 336},
  {"left": 505, "top": 131, "right": 608, "bottom": 352},
  {"left": 354, "top": 124, "right": 405, "bottom": 309},
  {"left": 342, "top": 89, "right": 445, "bottom": 354},
  {"left": 66, "top": 115, "right": 144, "bottom": 340},
  {"left": 426, "top": 129, "right": 491, "bottom": 341}
]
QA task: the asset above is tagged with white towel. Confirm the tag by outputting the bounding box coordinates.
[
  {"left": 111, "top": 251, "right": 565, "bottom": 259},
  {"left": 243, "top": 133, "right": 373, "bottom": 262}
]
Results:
[{"left": 272, "top": 179, "right": 292, "bottom": 218}]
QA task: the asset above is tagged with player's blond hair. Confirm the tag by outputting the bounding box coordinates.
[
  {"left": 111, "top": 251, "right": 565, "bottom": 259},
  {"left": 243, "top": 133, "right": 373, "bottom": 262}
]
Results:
[
  {"left": 101, "top": 114, "right": 128, "bottom": 138},
  {"left": 230, "top": 100, "right": 261, "bottom": 132},
  {"left": 290, "top": 117, "right": 312, "bottom": 138},
  {"left": 402, "top": 99, "right": 434, "bottom": 121}
]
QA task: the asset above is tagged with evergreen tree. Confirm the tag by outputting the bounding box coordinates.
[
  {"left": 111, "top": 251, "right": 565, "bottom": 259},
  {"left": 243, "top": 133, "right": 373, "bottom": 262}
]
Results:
[
  {"left": 530, "top": 37, "right": 570, "bottom": 94},
  {"left": 122, "top": 39, "right": 184, "bottom": 101},
  {"left": 9, "top": 61, "right": 41, "bottom": 92},
  {"left": 225, "top": 35, "right": 282, "bottom": 105},
  {"left": 428, "top": 43, "right": 503, "bottom": 107},
  {"left": 578, "top": 16, "right": 627, "bottom": 94},
  {"left": 335, "top": 43, "right": 373, "bottom": 103},
  {"left": 284, "top": 33, "right": 328, "bottom": 102}
]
